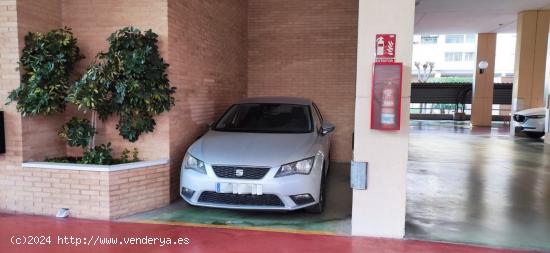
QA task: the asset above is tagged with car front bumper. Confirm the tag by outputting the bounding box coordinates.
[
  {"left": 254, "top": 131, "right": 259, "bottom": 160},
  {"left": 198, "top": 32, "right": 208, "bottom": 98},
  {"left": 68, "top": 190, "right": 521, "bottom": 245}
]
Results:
[
  {"left": 180, "top": 166, "right": 321, "bottom": 211},
  {"left": 514, "top": 117, "right": 545, "bottom": 132}
]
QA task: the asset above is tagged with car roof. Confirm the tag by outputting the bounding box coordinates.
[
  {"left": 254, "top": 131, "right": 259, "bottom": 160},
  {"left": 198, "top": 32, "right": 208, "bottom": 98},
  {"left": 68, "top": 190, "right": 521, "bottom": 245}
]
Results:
[{"left": 238, "top": 96, "right": 312, "bottom": 106}]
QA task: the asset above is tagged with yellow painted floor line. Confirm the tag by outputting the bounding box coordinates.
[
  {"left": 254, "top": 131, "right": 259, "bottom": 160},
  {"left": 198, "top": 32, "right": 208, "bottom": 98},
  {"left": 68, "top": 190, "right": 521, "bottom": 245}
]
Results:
[{"left": 125, "top": 219, "right": 338, "bottom": 236}]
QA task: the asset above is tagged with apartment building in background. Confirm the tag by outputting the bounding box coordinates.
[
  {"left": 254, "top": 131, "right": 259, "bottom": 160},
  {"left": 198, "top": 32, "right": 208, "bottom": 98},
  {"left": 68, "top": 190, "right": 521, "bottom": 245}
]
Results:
[{"left": 412, "top": 34, "right": 516, "bottom": 83}]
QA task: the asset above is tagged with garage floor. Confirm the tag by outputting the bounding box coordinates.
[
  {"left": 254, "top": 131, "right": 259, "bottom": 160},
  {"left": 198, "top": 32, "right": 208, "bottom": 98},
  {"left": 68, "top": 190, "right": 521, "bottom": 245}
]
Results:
[
  {"left": 122, "top": 120, "right": 550, "bottom": 251},
  {"left": 1, "top": 213, "right": 538, "bottom": 253},
  {"left": 406, "top": 120, "right": 550, "bottom": 251},
  {"left": 121, "top": 163, "right": 352, "bottom": 235}
]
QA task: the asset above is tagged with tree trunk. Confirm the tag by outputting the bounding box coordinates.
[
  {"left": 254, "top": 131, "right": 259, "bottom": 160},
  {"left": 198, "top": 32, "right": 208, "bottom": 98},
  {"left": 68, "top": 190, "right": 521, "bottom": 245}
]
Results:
[{"left": 90, "top": 111, "right": 97, "bottom": 149}]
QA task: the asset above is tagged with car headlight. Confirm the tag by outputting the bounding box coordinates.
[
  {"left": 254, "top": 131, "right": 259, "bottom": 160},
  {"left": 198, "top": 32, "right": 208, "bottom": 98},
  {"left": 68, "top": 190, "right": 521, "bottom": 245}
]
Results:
[
  {"left": 527, "top": 115, "right": 545, "bottom": 119},
  {"left": 182, "top": 153, "right": 206, "bottom": 174},
  {"left": 275, "top": 157, "right": 315, "bottom": 177}
]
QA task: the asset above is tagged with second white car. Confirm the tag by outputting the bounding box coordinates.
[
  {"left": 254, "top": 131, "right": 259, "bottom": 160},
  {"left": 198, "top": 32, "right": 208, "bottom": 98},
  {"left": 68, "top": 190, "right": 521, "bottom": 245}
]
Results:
[{"left": 513, "top": 107, "right": 546, "bottom": 138}]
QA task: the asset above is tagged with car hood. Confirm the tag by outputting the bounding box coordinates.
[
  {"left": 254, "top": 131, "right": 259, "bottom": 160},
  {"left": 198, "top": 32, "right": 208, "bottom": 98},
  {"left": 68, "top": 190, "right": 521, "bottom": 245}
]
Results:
[
  {"left": 188, "top": 130, "right": 317, "bottom": 167},
  {"left": 515, "top": 107, "right": 546, "bottom": 116}
]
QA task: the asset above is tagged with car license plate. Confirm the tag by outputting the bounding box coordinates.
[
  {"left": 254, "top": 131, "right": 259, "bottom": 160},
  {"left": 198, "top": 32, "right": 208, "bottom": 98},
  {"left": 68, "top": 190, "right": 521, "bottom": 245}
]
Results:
[{"left": 216, "top": 183, "right": 263, "bottom": 195}]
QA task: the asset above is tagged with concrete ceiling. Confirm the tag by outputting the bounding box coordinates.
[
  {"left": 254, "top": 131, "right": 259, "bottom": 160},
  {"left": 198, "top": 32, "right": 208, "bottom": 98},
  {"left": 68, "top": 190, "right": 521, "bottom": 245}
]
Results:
[{"left": 414, "top": 0, "right": 550, "bottom": 34}]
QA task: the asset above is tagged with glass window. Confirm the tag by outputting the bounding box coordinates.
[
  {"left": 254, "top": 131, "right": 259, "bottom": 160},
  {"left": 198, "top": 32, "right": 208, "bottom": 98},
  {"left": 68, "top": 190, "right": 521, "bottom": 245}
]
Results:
[
  {"left": 214, "top": 103, "right": 313, "bottom": 133},
  {"left": 445, "top": 52, "right": 463, "bottom": 62},
  {"left": 466, "top": 34, "right": 476, "bottom": 43},
  {"left": 420, "top": 35, "right": 438, "bottom": 44},
  {"left": 464, "top": 52, "right": 475, "bottom": 61},
  {"left": 445, "top": 34, "right": 464, "bottom": 44}
]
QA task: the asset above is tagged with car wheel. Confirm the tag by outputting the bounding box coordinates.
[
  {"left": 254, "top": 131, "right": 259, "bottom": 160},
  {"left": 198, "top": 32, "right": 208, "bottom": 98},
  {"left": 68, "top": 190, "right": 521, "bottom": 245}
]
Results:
[
  {"left": 306, "top": 163, "right": 326, "bottom": 214},
  {"left": 525, "top": 132, "right": 545, "bottom": 138}
]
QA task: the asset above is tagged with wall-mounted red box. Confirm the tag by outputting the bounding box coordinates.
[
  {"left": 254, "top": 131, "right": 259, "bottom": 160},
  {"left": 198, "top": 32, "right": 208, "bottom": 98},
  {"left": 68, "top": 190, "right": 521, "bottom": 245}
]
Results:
[{"left": 370, "top": 62, "right": 403, "bottom": 130}]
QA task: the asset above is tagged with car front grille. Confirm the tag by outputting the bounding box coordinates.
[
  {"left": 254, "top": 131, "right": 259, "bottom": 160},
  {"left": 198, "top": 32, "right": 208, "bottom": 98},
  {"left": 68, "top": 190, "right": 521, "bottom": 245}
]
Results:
[
  {"left": 198, "top": 191, "right": 284, "bottom": 207},
  {"left": 212, "top": 166, "right": 270, "bottom": 179},
  {"left": 513, "top": 114, "right": 526, "bottom": 122}
]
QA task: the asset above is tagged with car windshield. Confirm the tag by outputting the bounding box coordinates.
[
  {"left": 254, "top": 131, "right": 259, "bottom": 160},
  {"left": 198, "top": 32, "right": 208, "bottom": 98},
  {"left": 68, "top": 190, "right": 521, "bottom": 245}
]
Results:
[{"left": 213, "top": 103, "right": 313, "bottom": 133}]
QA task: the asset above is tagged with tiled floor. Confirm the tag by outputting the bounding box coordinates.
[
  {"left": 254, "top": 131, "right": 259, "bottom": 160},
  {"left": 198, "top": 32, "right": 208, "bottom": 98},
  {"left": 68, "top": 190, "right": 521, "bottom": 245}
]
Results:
[{"left": 0, "top": 213, "right": 542, "bottom": 253}]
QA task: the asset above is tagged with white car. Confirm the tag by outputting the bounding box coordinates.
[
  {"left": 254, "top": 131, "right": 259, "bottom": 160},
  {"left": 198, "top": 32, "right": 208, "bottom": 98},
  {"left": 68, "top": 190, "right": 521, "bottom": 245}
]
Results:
[
  {"left": 513, "top": 107, "right": 546, "bottom": 138},
  {"left": 180, "top": 97, "right": 335, "bottom": 213}
]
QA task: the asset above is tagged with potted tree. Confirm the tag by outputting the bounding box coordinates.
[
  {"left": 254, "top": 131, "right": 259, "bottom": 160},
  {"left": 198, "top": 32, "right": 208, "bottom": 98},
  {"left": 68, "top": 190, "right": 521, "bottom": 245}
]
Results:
[
  {"left": 7, "top": 26, "right": 175, "bottom": 220},
  {"left": 8, "top": 27, "right": 175, "bottom": 165}
]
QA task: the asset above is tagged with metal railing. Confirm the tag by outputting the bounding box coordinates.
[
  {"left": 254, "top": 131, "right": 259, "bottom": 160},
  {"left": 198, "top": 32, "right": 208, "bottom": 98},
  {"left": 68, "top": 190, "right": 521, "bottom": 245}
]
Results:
[
  {"left": 410, "top": 104, "right": 510, "bottom": 115},
  {"left": 411, "top": 82, "right": 513, "bottom": 106},
  {"left": 409, "top": 82, "right": 512, "bottom": 121},
  {"left": 410, "top": 103, "right": 511, "bottom": 121}
]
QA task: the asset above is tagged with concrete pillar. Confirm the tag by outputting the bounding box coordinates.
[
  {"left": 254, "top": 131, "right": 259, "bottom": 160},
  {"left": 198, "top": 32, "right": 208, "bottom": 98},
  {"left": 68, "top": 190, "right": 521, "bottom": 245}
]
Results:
[
  {"left": 352, "top": 0, "right": 414, "bottom": 238},
  {"left": 471, "top": 33, "right": 497, "bottom": 127},
  {"left": 512, "top": 11, "right": 550, "bottom": 116}
]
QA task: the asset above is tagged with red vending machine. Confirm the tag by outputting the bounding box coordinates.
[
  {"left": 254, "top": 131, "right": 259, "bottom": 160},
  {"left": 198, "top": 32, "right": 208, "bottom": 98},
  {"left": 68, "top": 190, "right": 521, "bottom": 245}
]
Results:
[{"left": 370, "top": 62, "right": 403, "bottom": 130}]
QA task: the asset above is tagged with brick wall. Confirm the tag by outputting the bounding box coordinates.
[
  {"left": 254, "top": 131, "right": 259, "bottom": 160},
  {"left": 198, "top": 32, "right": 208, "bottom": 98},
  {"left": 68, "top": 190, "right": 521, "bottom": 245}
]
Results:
[
  {"left": 1, "top": 163, "right": 168, "bottom": 219},
  {"left": 0, "top": 0, "right": 22, "bottom": 211},
  {"left": 167, "top": 0, "right": 248, "bottom": 200},
  {"left": 3, "top": 168, "right": 111, "bottom": 219},
  {"left": 0, "top": 0, "right": 21, "bottom": 162},
  {"left": 61, "top": 0, "right": 170, "bottom": 161},
  {"left": 17, "top": 0, "right": 66, "bottom": 162},
  {"left": 0, "top": 0, "right": 68, "bottom": 211},
  {"left": 109, "top": 165, "right": 170, "bottom": 218},
  {"left": 247, "top": 0, "right": 358, "bottom": 162}
]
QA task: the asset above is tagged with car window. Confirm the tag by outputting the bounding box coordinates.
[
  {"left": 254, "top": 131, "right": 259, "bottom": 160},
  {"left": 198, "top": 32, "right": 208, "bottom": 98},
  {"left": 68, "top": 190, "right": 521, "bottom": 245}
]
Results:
[{"left": 214, "top": 103, "right": 313, "bottom": 133}]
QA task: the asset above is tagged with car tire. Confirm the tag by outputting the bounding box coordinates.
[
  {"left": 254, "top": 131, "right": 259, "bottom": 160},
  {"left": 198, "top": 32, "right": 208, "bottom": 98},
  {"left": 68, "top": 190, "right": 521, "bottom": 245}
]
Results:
[
  {"left": 525, "top": 132, "right": 545, "bottom": 139},
  {"left": 306, "top": 163, "right": 326, "bottom": 214}
]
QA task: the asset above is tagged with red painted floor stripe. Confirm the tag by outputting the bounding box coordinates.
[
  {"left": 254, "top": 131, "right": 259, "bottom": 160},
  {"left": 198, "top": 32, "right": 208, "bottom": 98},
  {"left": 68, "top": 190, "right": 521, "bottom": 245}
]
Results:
[{"left": 0, "top": 213, "right": 542, "bottom": 253}]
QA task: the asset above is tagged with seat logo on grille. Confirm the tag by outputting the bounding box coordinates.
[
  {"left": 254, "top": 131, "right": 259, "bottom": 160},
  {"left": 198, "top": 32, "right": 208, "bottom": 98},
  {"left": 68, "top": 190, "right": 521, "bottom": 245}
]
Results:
[{"left": 235, "top": 169, "right": 244, "bottom": 177}]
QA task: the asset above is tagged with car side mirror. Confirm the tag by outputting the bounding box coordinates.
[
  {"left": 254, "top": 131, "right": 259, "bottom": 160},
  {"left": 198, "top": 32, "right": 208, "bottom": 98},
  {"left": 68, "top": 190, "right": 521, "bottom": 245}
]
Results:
[{"left": 320, "top": 122, "right": 335, "bottom": 136}]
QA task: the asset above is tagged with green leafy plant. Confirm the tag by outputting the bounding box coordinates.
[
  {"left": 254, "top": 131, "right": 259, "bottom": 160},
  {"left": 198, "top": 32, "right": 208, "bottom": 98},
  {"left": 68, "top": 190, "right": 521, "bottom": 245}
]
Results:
[
  {"left": 9, "top": 27, "right": 157, "bottom": 165},
  {"left": 6, "top": 28, "right": 83, "bottom": 116},
  {"left": 81, "top": 143, "right": 113, "bottom": 165},
  {"left": 58, "top": 117, "right": 96, "bottom": 148},
  {"left": 119, "top": 148, "right": 140, "bottom": 163},
  {"left": 67, "top": 59, "right": 114, "bottom": 120},
  {"left": 132, "top": 148, "right": 139, "bottom": 162},
  {"left": 69, "top": 26, "right": 175, "bottom": 142},
  {"left": 120, "top": 148, "right": 130, "bottom": 163}
]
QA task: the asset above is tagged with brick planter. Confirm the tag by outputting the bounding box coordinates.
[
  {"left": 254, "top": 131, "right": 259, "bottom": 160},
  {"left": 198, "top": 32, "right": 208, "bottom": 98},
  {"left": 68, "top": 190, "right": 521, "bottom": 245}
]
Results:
[{"left": 5, "top": 160, "right": 171, "bottom": 219}]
